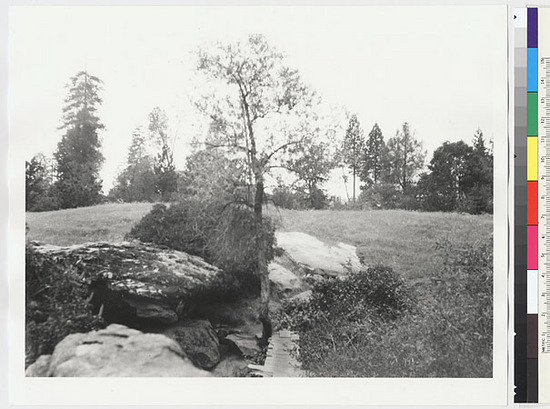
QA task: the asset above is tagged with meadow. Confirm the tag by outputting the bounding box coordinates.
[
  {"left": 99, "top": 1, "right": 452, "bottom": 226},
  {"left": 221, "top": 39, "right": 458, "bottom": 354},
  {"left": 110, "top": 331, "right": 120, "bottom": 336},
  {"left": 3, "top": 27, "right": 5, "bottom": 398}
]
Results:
[{"left": 27, "top": 203, "right": 492, "bottom": 282}]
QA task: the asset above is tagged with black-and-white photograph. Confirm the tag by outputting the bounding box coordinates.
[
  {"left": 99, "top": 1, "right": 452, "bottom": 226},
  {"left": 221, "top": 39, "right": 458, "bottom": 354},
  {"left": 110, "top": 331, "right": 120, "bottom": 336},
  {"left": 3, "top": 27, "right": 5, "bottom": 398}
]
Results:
[{"left": 9, "top": 4, "right": 508, "bottom": 405}]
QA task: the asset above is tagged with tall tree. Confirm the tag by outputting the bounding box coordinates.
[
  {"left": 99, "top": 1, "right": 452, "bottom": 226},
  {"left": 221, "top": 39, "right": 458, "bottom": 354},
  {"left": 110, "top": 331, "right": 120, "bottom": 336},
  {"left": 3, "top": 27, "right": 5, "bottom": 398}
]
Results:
[
  {"left": 109, "top": 127, "right": 157, "bottom": 202},
  {"left": 361, "top": 123, "right": 385, "bottom": 186},
  {"left": 148, "top": 107, "right": 177, "bottom": 201},
  {"left": 53, "top": 71, "right": 105, "bottom": 208},
  {"left": 417, "top": 130, "right": 493, "bottom": 214},
  {"left": 343, "top": 114, "right": 365, "bottom": 201},
  {"left": 196, "top": 34, "right": 321, "bottom": 340},
  {"left": 383, "top": 122, "right": 425, "bottom": 193},
  {"left": 417, "top": 141, "right": 475, "bottom": 211},
  {"left": 285, "top": 140, "right": 335, "bottom": 209}
]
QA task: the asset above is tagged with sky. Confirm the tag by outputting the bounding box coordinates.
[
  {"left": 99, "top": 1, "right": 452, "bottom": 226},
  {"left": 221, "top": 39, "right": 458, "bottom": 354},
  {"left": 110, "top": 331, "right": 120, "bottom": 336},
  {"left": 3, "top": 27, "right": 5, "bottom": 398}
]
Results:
[{"left": 9, "top": 5, "right": 507, "bottom": 199}]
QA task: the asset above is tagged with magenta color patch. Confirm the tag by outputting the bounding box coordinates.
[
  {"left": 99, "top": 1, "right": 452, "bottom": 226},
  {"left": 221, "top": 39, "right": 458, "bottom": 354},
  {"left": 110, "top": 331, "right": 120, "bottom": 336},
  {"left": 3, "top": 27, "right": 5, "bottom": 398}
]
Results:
[{"left": 528, "top": 225, "right": 538, "bottom": 270}]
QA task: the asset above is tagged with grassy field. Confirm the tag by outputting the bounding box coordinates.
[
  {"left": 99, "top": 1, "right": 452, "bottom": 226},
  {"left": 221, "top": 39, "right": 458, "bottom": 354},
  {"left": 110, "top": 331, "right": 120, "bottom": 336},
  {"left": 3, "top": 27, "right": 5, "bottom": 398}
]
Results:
[
  {"left": 268, "top": 207, "right": 492, "bottom": 280},
  {"left": 26, "top": 202, "right": 155, "bottom": 245},
  {"left": 27, "top": 203, "right": 492, "bottom": 280}
]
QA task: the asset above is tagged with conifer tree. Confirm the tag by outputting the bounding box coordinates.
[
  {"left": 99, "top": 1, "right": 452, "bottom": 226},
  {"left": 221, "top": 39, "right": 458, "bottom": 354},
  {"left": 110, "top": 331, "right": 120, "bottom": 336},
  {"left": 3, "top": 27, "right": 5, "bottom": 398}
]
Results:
[{"left": 53, "top": 71, "right": 104, "bottom": 208}]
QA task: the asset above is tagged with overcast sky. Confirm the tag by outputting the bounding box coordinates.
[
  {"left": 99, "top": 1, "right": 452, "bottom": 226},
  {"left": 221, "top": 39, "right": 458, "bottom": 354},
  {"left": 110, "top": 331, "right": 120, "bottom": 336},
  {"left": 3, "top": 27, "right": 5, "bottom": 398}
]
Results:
[{"left": 9, "top": 5, "right": 507, "bottom": 199}]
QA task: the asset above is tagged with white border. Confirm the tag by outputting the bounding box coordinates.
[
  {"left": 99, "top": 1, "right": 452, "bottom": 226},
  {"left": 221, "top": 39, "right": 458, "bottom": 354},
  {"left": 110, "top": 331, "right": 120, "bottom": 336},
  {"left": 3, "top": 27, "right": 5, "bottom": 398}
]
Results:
[{"left": 5, "top": 3, "right": 509, "bottom": 407}]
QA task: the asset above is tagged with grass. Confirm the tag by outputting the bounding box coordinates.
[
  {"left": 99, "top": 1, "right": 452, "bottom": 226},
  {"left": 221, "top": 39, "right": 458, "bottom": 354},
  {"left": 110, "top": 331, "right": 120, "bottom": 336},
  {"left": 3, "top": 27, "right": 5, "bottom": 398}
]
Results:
[
  {"left": 267, "top": 207, "right": 492, "bottom": 280},
  {"left": 26, "top": 202, "right": 155, "bottom": 245},
  {"left": 27, "top": 202, "right": 492, "bottom": 282}
]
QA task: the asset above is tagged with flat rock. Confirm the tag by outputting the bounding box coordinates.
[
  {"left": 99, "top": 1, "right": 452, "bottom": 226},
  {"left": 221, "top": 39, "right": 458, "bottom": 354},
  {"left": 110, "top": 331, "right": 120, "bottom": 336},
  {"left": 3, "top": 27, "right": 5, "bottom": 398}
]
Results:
[
  {"left": 275, "top": 232, "right": 361, "bottom": 275},
  {"left": 29, "top": 241, "right": 232, "bottom": 326},
  {"left": 27, "top": 324, "right": 210, "bottom": 377}
]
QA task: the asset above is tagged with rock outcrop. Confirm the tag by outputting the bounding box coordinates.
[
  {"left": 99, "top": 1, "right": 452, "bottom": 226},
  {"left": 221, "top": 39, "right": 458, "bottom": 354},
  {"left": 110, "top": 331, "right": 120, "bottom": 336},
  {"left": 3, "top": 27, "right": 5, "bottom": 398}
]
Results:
[
  {"left": 275, "top": 232, "right": 361, "bottom": 275},
  {"left": 26, "top": 324, "right": 210, "bottom": 377},
  {"left": 29, "top": 241, "right": 233, "bottom": 327}
]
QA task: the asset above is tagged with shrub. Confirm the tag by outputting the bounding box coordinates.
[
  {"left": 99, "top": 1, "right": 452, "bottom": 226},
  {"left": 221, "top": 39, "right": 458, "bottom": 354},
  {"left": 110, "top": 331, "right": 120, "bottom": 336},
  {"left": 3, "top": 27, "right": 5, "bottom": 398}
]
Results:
[
  {"left": 25, "top": 243, "right": 104, "bottom": 367},
  {"left": 127, "top": 197, "right": 277, "bottom": 295}
]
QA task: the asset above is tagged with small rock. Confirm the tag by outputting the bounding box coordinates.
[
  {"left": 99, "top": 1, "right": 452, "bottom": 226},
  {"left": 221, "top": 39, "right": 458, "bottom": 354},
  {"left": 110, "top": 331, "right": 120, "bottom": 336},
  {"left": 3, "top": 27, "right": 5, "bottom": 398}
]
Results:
[
  {"left": 163, "top": 319, "right": 220, "bottom": 370},
  {"left": 268, "top": 262, "right": 303, "bottom": 294},
  {"left": 25, "top": 354, "right": 51, "bottom": 377},
  {"left": 226, "top": 333, "right": 262, "bottom": 358},
  {"left": 211, "top": 355, "right": 251, "bottom": 377},
  {"left": 290, "top": 290, "right": 312, "bottom": 303}
]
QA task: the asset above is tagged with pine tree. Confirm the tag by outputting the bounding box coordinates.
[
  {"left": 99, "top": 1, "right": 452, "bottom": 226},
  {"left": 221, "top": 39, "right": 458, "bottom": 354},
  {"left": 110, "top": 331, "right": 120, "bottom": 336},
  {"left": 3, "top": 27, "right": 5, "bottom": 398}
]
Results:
[
  {"left": 148, "top": 107, "right": 177, "bottom": 201},
  {"left": 343, "top": 114, "right": 365, "bottom": 201},
  {"left": 384, "top": 122, "right": 425, "bottom": 193},
  {"left": 361, "top": 123, "right": 385, "bottom": 185},
  {"left": 53, "top": 71, "right": 105, "bottom": 208}
]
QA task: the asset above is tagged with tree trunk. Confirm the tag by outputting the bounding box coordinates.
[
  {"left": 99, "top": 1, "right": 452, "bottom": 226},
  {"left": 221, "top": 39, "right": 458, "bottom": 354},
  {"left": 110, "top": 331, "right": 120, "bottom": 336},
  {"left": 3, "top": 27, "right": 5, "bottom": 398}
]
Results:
[
  {"left": 352, "top": 167, "right": 356, "bottom": 202},
  {"left": 254, "top": 177, "right": 272, "bottom": 342}
]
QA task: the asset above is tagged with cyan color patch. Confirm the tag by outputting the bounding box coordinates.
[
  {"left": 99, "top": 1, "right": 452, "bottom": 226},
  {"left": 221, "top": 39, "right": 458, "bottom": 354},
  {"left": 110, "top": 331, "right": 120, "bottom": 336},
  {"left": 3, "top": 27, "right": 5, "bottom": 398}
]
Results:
[{"left": 528, "top": 48, "right": 538, "bottom": 92}]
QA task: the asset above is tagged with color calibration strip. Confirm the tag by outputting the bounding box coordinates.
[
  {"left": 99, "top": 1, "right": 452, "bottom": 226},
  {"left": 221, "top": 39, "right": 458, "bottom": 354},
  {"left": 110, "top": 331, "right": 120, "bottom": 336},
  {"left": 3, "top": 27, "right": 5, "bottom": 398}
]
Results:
[
  {"left": 514, "top": 8, "right": 529, "bottom": 402},
  {"left": 526, "top": 7, "right": 538, "bottom": 403}
]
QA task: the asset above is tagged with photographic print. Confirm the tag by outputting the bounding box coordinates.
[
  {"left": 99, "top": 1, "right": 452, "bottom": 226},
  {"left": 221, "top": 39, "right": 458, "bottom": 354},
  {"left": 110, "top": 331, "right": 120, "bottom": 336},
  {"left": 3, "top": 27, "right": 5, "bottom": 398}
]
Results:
[{"left": 9, "top": 4, "right": 508, "bottom": 405}]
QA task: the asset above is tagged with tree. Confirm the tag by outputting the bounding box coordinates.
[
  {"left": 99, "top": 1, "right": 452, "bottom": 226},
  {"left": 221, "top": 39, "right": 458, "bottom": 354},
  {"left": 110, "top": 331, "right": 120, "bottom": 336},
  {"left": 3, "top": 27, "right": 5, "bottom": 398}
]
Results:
[
  {"left": 417, "top": 141, "right": 475, "bottom": 212},
  {"left": 196, "top": 34, "right": 321, "bottom": 340},
  {"left": 109, "top": 127, "right": 158, "bottom": 203},
  {"left": 285, "top": 141, "right": 335, "bottom": 209},
  {"left": 26, "top": 154, "right": 58, "bottom": 211},
  {"left": 343, "top": 114, "right": 365, "bottom": 201},
  {"left": 53, "top": 71, "right": 104, "bottom": 208},
  {"left": 383, "top": 122, "right": 425, "bottom": 193},
  {"left": 361, "top": 123, "right": 385, "bottom": 186},
  {"left": 417, "top": 130, "right": 493, "bottom": 214},
  {"left": 148, "top": 107, "right": 177, "bottom": 201}
]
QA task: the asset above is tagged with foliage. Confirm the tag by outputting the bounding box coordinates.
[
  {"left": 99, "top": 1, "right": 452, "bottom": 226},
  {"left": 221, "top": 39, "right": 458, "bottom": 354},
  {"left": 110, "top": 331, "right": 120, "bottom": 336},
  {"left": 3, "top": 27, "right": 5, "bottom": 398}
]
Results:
[
  {"left": 361, "top": 122, "right": 385, "bottom": 185},
  {"left": 196, "top": 33, "right": 326, "bottom": 338},
  {"left": 285, "top": 141, "right": 335, "bottom": 209},
  {"left": 25, "top": 242, "right": 104, "bottom": 367},
  {"left": 149, "top": 107, "right": 178, "bottom": 201},
  {"left": 178, "top": 148, "right": 248, "bottom": 203},
  {"left": 127, "top": 198, "right": 276, "bottom": 285},
  {"left": 417, "top": 129, "right": 493, "bottom": 214},
  {"left": 383, "top": 122, "right": 425, "bottom": 192},
  {"left": 25, "top": 154, "right": 60, "bottom": 212},
  {"left": 109, "top": 127, "right": 158, "bottom": 202},
  {"left": 53, "top": 71, "right": 105, "bottom": 209},
  {"left": 278, "top": 238, "right": 492, "bottom": 377},
  {"left": 342, "top": 114, "right": 365, "bottom": 201}
]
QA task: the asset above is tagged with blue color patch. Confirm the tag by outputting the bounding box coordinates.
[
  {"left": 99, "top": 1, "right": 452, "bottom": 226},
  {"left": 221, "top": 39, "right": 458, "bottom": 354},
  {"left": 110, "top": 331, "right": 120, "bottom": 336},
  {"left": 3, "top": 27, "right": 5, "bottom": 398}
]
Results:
[{"left": 527, "top": 48, "right": 538, "bottom": 92}]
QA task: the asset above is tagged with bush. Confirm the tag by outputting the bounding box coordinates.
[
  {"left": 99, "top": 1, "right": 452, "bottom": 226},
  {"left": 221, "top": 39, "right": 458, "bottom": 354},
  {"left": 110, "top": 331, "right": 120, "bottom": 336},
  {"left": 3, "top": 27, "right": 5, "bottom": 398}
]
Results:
[
  {"left": 127, "top": 197, "right": 276, "bottom": 295},
  {"left": 279, "top": 239, "right": 493, "bottom": 377},
  {"left": 25, "top": 243, "right": 104, "bottom": 367}
]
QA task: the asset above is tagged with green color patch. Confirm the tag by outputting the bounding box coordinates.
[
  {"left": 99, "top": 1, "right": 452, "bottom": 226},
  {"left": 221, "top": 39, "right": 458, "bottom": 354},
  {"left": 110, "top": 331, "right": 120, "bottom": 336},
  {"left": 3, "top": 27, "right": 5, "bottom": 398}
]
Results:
[{"left": 528, "top": 92, "right": 538, "bottom": 136}]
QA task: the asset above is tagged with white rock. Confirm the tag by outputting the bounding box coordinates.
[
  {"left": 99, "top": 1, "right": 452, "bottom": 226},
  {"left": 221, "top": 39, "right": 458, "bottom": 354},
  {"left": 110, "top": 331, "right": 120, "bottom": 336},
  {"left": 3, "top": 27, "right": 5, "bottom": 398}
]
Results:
[{"left": 276, "top": 232, "right": 361, "bottom": 274}]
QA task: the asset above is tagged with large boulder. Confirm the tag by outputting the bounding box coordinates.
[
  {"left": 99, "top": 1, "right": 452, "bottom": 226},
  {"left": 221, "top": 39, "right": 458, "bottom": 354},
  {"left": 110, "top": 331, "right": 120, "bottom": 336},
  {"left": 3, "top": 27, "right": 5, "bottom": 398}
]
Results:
[
  {"left": 275, "top": 232, "right": 361, "bottom": 275},
  {"left": 29, "top": 241, "right": 234, "bottom": 327},
  {"left": 162, "top": 319, "right": 220, "bottom": 370},
  {"left": 26, "top": 324, "right": 210, "bottom": 377}
]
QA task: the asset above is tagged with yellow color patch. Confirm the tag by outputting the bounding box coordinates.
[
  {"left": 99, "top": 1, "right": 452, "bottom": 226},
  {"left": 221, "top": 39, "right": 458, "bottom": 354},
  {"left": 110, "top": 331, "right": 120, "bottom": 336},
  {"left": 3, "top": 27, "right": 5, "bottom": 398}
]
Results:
[{"left": 528, "top": 137, "right": 538, "bottom": 181}]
